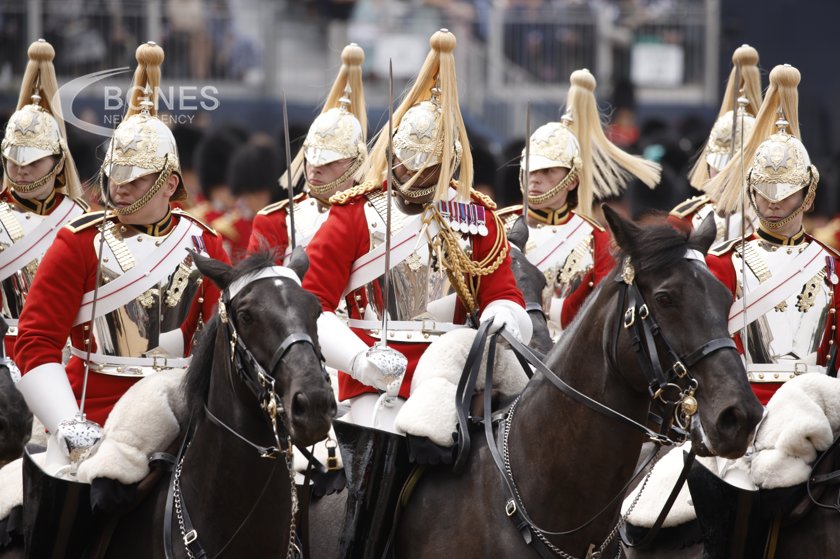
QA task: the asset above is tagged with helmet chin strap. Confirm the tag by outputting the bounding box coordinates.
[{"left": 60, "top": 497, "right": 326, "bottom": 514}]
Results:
[
  {"left": 101, "top": 156, "right": 175, "bottom": 217},
  {"left": 305, "top": 155, "right": 364, "bottom": 201},
  {"left": 750, "top": 178, "right": 816, "bottom": 231},
  {"left": 521, "top": 163, "right": 579, "bottom": 206},
  {"left": 2, "top": 151, "right": 65, "bottom": 193}
]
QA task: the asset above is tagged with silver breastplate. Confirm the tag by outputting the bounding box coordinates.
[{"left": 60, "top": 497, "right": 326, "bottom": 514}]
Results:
[
  {"left": 692, "top": 202, "right": 756, "bottom": 245},
  {"left": 90, "top": 222, "right": 203, "bottom": 357},
  {"left": 733, "top": 238, "right": 831, "bottom": 365},
  {"left": 362, "top": 192, "right": 466, "bottom": 323},
  {"left": 0, "top": 203, "right": 53, "bottom": 322},
  {"left": 525, "top": 223, "right": 595, "bottom": 302}
]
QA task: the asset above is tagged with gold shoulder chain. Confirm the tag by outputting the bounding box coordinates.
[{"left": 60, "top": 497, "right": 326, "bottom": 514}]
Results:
[{"left": 329, "top": 180, "right": 381, "bottom": 206}]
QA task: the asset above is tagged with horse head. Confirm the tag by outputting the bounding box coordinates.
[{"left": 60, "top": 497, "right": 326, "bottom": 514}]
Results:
[
  {"left": 192, "top": 248, "right": 336, "bottom": 448},
  {"left": 507, "top": 216, "right": 554, "bottom": 355},
  {"left": 603, "top": 206, "right": 763, "bottom": 459},
  {"left": 0, "top": 364, "right": 32, "bottom": 467}
]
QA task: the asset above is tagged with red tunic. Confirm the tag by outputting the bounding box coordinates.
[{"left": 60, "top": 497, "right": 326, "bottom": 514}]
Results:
[
  {"left": 303, "top": 189, "right": 525, "bottom": 401},
  {"left": 14, "top": 212, "right": 230, "bottom": 425},
  {"left": 248, "top": 208, "right": 290, "bottom": 259},
  {"left": 706, "top": 233, "right": 840, "bottom": 404},
  {"left": 560, "top": 219, "right": 615, "bottom": 328}
]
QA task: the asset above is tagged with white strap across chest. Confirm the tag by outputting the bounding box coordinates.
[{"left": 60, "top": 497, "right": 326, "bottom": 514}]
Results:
[
  {"left": 0, "top": 197, "right": 82, "bottom": 282},
  {"left": 727, "top": 240, "right": 827, "bottom": 335},
  {"left": 73, "top": 218, "right": 201, "bottom": 326},
  {"left": 527, "top": 214, "right": 594, "bottom": 272}
]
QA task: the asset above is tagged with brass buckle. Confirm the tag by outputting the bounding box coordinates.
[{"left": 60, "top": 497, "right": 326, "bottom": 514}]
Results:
[
  {"left": 152, "top": 355, "right": 167, "bottom": 371},
  {"left": 421, "top": 318, "right": 438, "bottom": 334},
  {"left": 638, "top": 304, "right": 649, "bottom": 320},
  {"left": 326, "top": 438, "right": 340, "bottom": 470},
  {"left": 623, "top": 307, "right": 635, "bottom": 328},
  {"left": 505, "top": 499, "right": 517, "bottom": 517},
  {"left": 183, "top": 529, "right": 198, "bottom": 545},
  {"left": 794, "top": 362, "right": 808, "bottom": 375},
  {"left": 672, "top": 361, "right": 687, "bottom": 378}
]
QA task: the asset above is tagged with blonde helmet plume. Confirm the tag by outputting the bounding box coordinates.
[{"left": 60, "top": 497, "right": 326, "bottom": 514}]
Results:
[
  {"left": 126, "top": 42, "right": 165, "bottom": 117},
  {"left": 565, "top": 68, "right": 660, "bottom": 218},
  {"left": 365, "top": 29, "right": 472, "bottom": 201},
  {"left": 688, "top": 44, "right": 762, "bottom": 189},
  {"left": 707, "top": 64, "right": 801, "bottom": 215}
]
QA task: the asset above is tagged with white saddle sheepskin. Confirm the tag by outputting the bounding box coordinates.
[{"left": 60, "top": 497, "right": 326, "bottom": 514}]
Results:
[
  {"left": 394, "top": 328, "right": 528, "bottom": 446},
  {"left": 76, "top": 369, "right": 188, "bottom": 485},
  {"left": 750, "top": 373, "right": 840, "bottom": 489},
  {"left": 0, "top": 453, "right": 46, "bottom": 521}
]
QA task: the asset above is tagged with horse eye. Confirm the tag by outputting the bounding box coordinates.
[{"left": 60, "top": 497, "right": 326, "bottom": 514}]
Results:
[
  {"left": 237, "top": 309, "right": 253, "bottom": 324},
  {"left": 654, "top": 292, "right": 673, "bottom": 307}
]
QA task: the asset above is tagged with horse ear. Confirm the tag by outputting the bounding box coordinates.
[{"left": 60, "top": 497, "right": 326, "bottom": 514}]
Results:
[
  {"left": 602, "top": 204, "right": 640, "bottom": 253},
  {"left": 286, "top": 246, "right": 310, "bottom": 281},
  {"left": 507, "top": 215, "right": 529, "bottom": 252},
  {"left": 190, "top": 249, "right": 233, "bottom": 289},
  {"left": 690, "top": 213, "right": 717, "bottom": 254}
]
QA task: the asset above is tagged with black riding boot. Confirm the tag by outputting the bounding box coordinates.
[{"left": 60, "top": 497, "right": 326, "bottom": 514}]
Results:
[
  {"left": 687, "top": 459, "right": 768, "bottom": 559},
  {"left": 22, "top": 444, "right": 100, "bottom": 558},
  {"left": 334, "top": 420, "right": 410, "bottom": 559}
]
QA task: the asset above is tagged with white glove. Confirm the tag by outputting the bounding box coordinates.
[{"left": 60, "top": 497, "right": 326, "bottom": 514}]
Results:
[
  {"left": 15, "top": 362, "right": 80, "bottom": 434},
  {"left": 350, "top": 350, "right": 390, "bottom": 391},
  {"left": 480, "top": 299, "right": 533, "bottom": 344}
]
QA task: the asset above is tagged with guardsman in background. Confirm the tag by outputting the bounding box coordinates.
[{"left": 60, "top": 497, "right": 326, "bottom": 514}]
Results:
[
  {"left": 498, "top": 68, "right": 660, "bottom": 333},
  {"left": 248, "top": 43, "right": 368, "bottom": 263},
  {"left": 0, "top": 39, "right": 89, "bottom": 365},
  {"left": 705, "top": 64, "right": 840, "bottom": 406},
  {"left": 302, "top": 29, "right": 530, "bottom": 556},
  {"left": 670, "top": 45, "right": 762, "bottom": 242},
  {"left": 15, "top": 42, "right": 229, "bottom": 471}
]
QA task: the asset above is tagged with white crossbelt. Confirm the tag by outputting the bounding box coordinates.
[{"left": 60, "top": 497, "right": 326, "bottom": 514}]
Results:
[
  {"left": 746, "top": 362, "right": 825, "bottom": 383},
  {"left": 73, "top": 219, "right": 201, "bottom": 326},
  {"left": 0, "top": 197, "right": 82, "bottom": 282},
  {"left": 527, "top": 214, "right": 593, "bottom": 272},
  {"left": 346, "top": 318, "right": 467, "bottom": 333},
  {"left": 728, "top": 241, "right": 826, "bottom": 335},
  {"left": 70, "top": 346, "right": 191, "bottom": 376}
]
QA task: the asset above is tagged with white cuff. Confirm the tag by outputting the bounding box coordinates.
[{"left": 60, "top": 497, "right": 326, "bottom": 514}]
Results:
[
  {"left": 481, "top": 299, "right": 532, "bottom": 345},
  {"left": 548, "top": 296, "right": 564, "bottom": 326},
  {"left": 317, "top": 312, "right": 370, "bottom": 372},
  {"left": 15, "top": 362, "right": 79, "bottom": 434},
  {"left": 157, "top": 329, "right": 185, "bottom": 357}
]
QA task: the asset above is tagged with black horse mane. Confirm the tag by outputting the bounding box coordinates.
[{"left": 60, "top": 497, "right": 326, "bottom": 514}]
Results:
[
  {"left": 182, "top": 251, "right": 279, "bottom": 422},
  {"left": 613, "top": 216, "right": 695, "bottom": 276}
]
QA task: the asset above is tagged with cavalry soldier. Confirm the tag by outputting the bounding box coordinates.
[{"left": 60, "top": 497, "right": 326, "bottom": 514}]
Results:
[
  {"left": 498, "top": 68, "right": 660, "bottom": 332},
  {"left": 247, "top": 43, "right": 368, "bottom": 262},
  {"left": 14, "top": 42, "right": 229, "bottom": 479},
  {"left": 302, "top": 29, "right": 531, "bottom": 556},
  {"left": 705, "top": 64, "right": 840, "bottom": 406},
  {"left": 669, "top": 44, "right": 762, "bottom": 242},
  {"left": 0, "top": 39, "right": 88, "bottom": 365}
]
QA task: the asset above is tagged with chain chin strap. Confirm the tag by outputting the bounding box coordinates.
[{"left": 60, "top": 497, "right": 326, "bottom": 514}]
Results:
[
  {"left": 750, "top": 171, "right": 818, "bottom": 232},
  {"left": 2, "top": 151, "right": 65, "bottom": 193},
  {"left": 305, "top": 155, "right": 364, "bottom": 200},
  {"left": 520, "top": 163, "right": 580, "bottom": 206},
  {"left": 100, "top": 155, "right": 175, "bottom": 216}
]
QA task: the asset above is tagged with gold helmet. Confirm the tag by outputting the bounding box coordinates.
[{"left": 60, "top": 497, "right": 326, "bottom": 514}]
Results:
[
  {"left": 365, "top": 29, "right": 472, "bottom": 202},
  {"left": 520, "top": 69, "right": 660, "bottom": 217},
  {"left": 286, "top": 43, "right": 367, "bottom": 200},
  {"left": 100, "top": 42, "right": 184, "bottom": 215},
  {"left": 708, "top": 64, "right": 805, "bottom": 216},
  {"left": 689, "top": 44, "right": 762, "bottom": 190},
  {"left": 1, "top": 39, "right": 81, "bottom": 197}
]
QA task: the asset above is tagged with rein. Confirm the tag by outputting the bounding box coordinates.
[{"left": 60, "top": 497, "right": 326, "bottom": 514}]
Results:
[
  {"left": 164, "top": 270, "right": 321, "bottom": 559},
  {"left": 474, "top": 252, "right": 740, "bottom": 558}
]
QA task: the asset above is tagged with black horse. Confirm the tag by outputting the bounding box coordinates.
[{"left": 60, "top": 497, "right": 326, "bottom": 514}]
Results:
[
  {"left": 388, "top": 207, "right": 763, "bottom": 557},
  {"left": 0, "top": 364, "right": 31, "bottom": 468},
  {"left": 46, "top": 250, "right": 337, "bottom": 558}
]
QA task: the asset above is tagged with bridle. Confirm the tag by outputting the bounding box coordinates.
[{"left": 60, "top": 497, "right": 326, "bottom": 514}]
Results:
[
  {"left": 165, "top": 266, "right": 325, "bottom": 559},
  {"left": 466, "top": 249, "right": 740, "bottom": 559}
]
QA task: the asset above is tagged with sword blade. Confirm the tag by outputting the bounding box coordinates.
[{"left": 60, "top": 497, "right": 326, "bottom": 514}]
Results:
[
  {"left": 523, "top": 102, "right": 531, "bottom": 219},
  {"left": 380, "top": 60, "right": 394, "bottom": 347},
  {"left": 282, "top": 91, "right": 297, "bottom": 249}
]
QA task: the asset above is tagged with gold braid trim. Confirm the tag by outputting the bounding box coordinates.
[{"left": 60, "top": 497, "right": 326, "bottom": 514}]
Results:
[
  {"left": 469, "top": 188, "right": 497, "bottom": 210},
  {"left": 429, "top": 206, "right": 508, "bottom": 315},
  {"left": 328, "top": 179, "right": 381, "bottom": 205}
]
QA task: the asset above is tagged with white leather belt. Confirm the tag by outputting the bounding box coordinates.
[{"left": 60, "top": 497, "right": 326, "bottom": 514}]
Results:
[
  {"left": 70, "top": 346, "right": 191, "bottom": 377},
  {"left": 347, "top": 318, "right": 468, "bottom": 343},
  {"left": 747, "top": 363, "right": 825, "bottom": 383}
]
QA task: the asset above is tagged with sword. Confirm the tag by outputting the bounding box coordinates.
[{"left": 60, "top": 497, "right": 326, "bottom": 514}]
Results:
[
  {"left": 282, "top": 91, "right": 297, "bottom": 250},
  {"left": 724, "top": 64, "right": 741, "bottom": 237},
  {"left": 523, "top": 102, "right": 531, "bottom": 219},
  {"left": 369, "top": 59, "right": 407, "bottom": 428}
]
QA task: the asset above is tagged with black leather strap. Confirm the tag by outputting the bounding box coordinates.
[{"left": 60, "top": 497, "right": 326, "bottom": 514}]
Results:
[{"left": 204, "top": 404, "right": 280, "bottom": 458}]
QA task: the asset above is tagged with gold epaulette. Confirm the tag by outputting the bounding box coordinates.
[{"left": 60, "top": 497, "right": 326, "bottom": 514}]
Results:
[
  {"left": 172, "top": 208, "right": 218, "bottom": 236},
  {"left": 708, "top": 237, "right": 740, "bottom": 257},
  {"left": 496, "top": 205, "right": 523, "bottom": 231},
  {"left": 65, "top": 210, "right": 111, "bottom": 233},
  {"left": 258, "top": 191, "right": 307, "bottom": 216},
  {"left": 575, "top": 211, "right": 606, "bottom": 233},
  {"left": 670, "top": 195, "right": 710, "bottom": 219},
  {"left": 329, "top": 180, "right": 381, "bottom": 206},
  {"left": 469, "top": 188, "right": 497, "bottom": 210}
]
